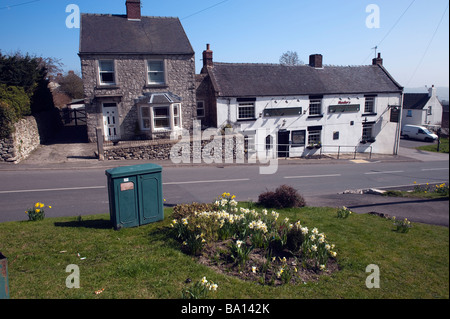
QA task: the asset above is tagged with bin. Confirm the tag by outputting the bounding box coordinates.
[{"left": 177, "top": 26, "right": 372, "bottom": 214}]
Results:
[
  {"left": 105, "top": 163, "right": 164, "bottom": 230},
  {"left": 0, "top": 252, "right": 9, "bottom": 299}
]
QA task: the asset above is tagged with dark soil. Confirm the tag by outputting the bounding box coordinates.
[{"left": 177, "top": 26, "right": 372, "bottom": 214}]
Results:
[{"left": 195, "top": 239, "right": 339, "bottom": 286}]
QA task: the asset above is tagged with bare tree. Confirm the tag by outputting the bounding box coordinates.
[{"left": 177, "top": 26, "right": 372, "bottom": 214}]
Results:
[{"left": 279, "top": 51, "right": 303, "bottom": 66}]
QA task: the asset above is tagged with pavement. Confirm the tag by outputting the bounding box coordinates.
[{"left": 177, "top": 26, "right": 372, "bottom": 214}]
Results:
[{"left": 0, "top": 131, "right": 448, "bottom": 227}]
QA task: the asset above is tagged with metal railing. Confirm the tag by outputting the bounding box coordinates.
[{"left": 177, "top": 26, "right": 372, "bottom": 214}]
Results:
[{"left": 250, "top": 143, "right": 373, "bottom": 160}]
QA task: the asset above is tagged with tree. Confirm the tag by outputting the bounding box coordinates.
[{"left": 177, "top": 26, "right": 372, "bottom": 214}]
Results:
[
  {"left": 279, "top": 51, "right": 303, "bottom": 66},
  {"left": 58, "top": 71, "right": 84, "bottom": 100}
]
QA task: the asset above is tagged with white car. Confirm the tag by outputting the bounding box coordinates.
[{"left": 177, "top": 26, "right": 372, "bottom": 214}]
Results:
[{"left": 401, "top": 125, "right": 438, "bottom": 142}]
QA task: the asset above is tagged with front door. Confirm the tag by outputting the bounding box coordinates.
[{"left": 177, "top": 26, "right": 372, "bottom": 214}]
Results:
[
  {"left": 102, "top": 103, "right": 120, "bottom": 141},
  {"left": 277, "top": 130, "right": 290, "bottom": 158}
]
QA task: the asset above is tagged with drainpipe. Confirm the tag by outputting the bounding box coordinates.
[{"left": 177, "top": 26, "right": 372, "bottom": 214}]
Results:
[{"left": 394, "top": 92, "right": 404, "bottom": 155}]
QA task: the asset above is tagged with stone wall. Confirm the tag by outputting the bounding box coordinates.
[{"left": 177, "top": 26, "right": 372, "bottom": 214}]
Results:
[
  {"left": 81, "top": 54, "right": 196, "bottom": 142},
  {"left": 0, "top": 109, "right": 62, "bottom": 163},
  {"left": 104, "top": 135, "right": 246, "bottom": 162},
  {"left": 0, "top": 116, "right": 40, "bottom": 163}
]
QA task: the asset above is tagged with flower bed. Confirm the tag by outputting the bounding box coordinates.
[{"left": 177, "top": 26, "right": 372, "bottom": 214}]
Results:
[{"left": 170, "top": 193, "right": 339, "bottom": 286}]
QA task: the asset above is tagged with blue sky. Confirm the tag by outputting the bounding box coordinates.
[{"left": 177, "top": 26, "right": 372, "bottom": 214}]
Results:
[{"left": 1, "top": 0, "right": 449, "bottom": 90}]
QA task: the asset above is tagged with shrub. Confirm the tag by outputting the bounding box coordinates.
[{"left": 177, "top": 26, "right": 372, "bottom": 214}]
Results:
[
  {"left": 258, "top": 185, "right": 306, "bottom": 209},
  {"left": 172, "top": 202, "right": 214, "bottom": 220}
]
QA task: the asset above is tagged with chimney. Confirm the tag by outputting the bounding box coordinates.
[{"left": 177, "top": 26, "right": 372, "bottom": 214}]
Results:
[
  {"left": 126, "top": 0, "right": 141, "bottom": 20},
  {"left": 372, "top": 52, "right": 383, "bottom": 66},
  {"left": 201, "top": 43, "right": 213, "bottom": 73},
  {"left": 309, "top": 54, "right": 323, "bottom": 68},
  {"left": 428, "top": 85, "right": 436, "bottom": 97}
]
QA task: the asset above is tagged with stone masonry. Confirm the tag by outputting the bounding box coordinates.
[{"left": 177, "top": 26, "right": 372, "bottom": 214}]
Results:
[{"left": 81, "top": 54, "right": 196, "bottom": 143}]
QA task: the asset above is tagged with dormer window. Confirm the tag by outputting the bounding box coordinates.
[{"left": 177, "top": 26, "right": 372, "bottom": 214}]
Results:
[{"left": 98, "top": 60, "right": 116, "bottom": 85}]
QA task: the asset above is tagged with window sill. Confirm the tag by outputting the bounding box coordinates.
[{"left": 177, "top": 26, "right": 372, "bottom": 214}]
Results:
[
  {"left": 96, "top": 85, "right": 120, "bottom": 89},
  {"left": 145, "top": 83, "right": 168, "bottom": 89},
  {"left": 237, "top": 118, "right": 256, "bottom": 122},
  {"left": 307, "top": 114, "right": 324, "bottom": 119},
  {"left": 362, "top": 113, "right": 377, "bottom": 117}
]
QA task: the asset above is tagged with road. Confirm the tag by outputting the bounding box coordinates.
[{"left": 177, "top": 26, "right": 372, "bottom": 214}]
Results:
[{"left": 0, "top": 158, "right": 448, "bottom": 223}]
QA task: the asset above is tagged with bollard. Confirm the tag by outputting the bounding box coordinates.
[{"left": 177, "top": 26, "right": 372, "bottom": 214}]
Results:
[{"left": 0, "top": 252, "right": 10, "bottom": 299}]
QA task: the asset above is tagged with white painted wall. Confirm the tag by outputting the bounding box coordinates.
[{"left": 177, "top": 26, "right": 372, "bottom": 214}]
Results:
[
  {"left": 402, "top": 87, "right": 443, "bottom": 130},
  {"left": 216, "top": 93, "right": 401, "bottom": 157}
]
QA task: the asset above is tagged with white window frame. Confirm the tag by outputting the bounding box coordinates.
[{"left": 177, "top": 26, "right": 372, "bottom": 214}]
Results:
[
  {"left": 152, "top": 105, "right": 171, "bottom": 130},
  {"left": 173, "top": 103, "right": 182, "bottom": 128},
  {"left": 364, "top": 96, "right": 376, "bottom": 113},
  {"left": 147, "top": 60, "right": 166, "bottom": 85},
  {"left": 307, "top": 130, "right": 321, "bottom": 144},
  {"left": 140, "top": 106, "right": 152, "bottom": 131},
  {"left": 309, "top": 99, "right": 322, "bottom": 116},
  {"left": 98, "top": 60, "right": 116, "bottom": 86},
  {"left": 238, "top": 102, "right": 256, "bottom": 120},
  {"left": 362, "top": 123, "right": 374, "bottom": 140},
  {"left": 139, "top": 103, "right": 181, "bottom": 131}
]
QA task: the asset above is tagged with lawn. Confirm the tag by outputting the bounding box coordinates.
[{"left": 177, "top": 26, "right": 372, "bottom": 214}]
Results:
[
  {"left": 416, "top": 137, "right": 449, "bottom": 153},
  {"left": 0, "top": 205, "right": 448, "bottom": 299}
]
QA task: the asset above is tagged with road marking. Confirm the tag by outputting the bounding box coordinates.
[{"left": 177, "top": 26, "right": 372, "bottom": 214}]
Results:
[
  {"left": 0, "top": 186, "right": 106, "bottom": 194},
  {"left": 350, "top": 159, "right": 370, "bottom": 163},
  {"left": 163, "top": 178, "right": 250, "bottom": 185},
  {"left": 284, "top": 174, "right": 341, "bottom": 179},
  {"left": 364, "top": 170, "right": 404, "bottom": 175},
  {"left": 421, "top": 168, "right": 449, "bottom": 171}
]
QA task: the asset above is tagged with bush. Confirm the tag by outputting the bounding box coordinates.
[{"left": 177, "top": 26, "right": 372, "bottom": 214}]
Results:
[
  {"left": 172, "top": 202, "right": 214, "bottom": 220},
  {"left": 258, "top": 185, "right": 306, "bottom": 209}
]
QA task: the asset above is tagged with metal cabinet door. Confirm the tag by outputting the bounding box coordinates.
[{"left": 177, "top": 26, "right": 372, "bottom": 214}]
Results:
[
  {"left": 115, "top": 177, "right": 139, "bottom": 228},
  {"left": 138, "top": 174, "right": 163, "bottom": 225}
]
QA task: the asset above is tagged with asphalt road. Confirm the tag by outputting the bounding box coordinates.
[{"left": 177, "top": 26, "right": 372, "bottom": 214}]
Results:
[{"left": 0, "top": 156, "right": 448, "bottom": 225}]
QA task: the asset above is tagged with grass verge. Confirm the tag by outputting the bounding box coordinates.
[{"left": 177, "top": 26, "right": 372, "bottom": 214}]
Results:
[
  {"left": 416, "top": 138, "right": 449, "bottom": 153},
  {"left": 0, "top": 206, "right": 448, "bottom": 299}
]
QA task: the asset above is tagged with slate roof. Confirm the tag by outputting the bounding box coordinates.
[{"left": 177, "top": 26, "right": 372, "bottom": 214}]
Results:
[
  {"left": 79, "top": 14, "right": 194, "bottom": 55},
  {"left": 207, "top": 62, "right": 403, "bottom": 97},
  {"left": 403, "top": 93, "right": 430, "bottom": 110}
]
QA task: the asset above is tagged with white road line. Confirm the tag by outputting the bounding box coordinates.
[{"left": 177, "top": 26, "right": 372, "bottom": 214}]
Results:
[
  {"left": 421, "top": 168, "right": 449, "bottom": 171},
  {"left": 284, "top": 174, "right": 341, "bottom": 179},
  {"left": 0, "top": 186, "right": 106, "bottom": 194},
  {"left": 364, "top": 170, "right": 404, "bottom": 175},
  {"left": 0, "top": 178, "right": 250, "bottom": 194},
  {"left": 163, "top": 178, "right": 250, "bottom": 185}
]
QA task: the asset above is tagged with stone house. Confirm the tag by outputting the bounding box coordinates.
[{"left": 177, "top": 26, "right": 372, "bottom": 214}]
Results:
[
  {"left": 79, "top": 0, "right": 196, "bottom": 142},
  {"left": 197, "top": 48, "right": 404, "bottom": 158},
  {"left": 402, "top": 86, "right": 444, "bottom": 131}
]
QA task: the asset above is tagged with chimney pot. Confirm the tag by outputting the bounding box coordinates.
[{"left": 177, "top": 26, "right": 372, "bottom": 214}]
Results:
[{"left": 372, "top": 52, "right": 383, "bottom": 66}]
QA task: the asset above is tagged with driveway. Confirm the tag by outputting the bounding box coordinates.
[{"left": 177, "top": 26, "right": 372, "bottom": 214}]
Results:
[{"left": 20, "top": 126, "right": 98, "bottom": 165}]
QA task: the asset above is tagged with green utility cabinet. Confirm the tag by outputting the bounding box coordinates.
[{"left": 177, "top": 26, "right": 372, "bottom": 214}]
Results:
[
  {"left": 0, "top": 252, "right": 9, "bottom": 299},
  {"left": 105, "top": 164, "right": 164, "bottom": 230}
]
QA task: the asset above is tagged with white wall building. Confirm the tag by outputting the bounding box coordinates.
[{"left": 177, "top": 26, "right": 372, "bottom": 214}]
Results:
[
  {"left": 197, "top": 49, "right": 404, "bottom": 158},
  {"left": 402, "top": 86, "right": 443, "bottom": 131}
]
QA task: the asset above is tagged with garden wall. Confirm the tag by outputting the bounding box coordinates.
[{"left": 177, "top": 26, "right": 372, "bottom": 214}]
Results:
[
  {"left": 104, "top": 135, "right": 246, "bottom": 162},
  {"left": 0, "top": 109, "right": 62, "bottom": 163}
]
